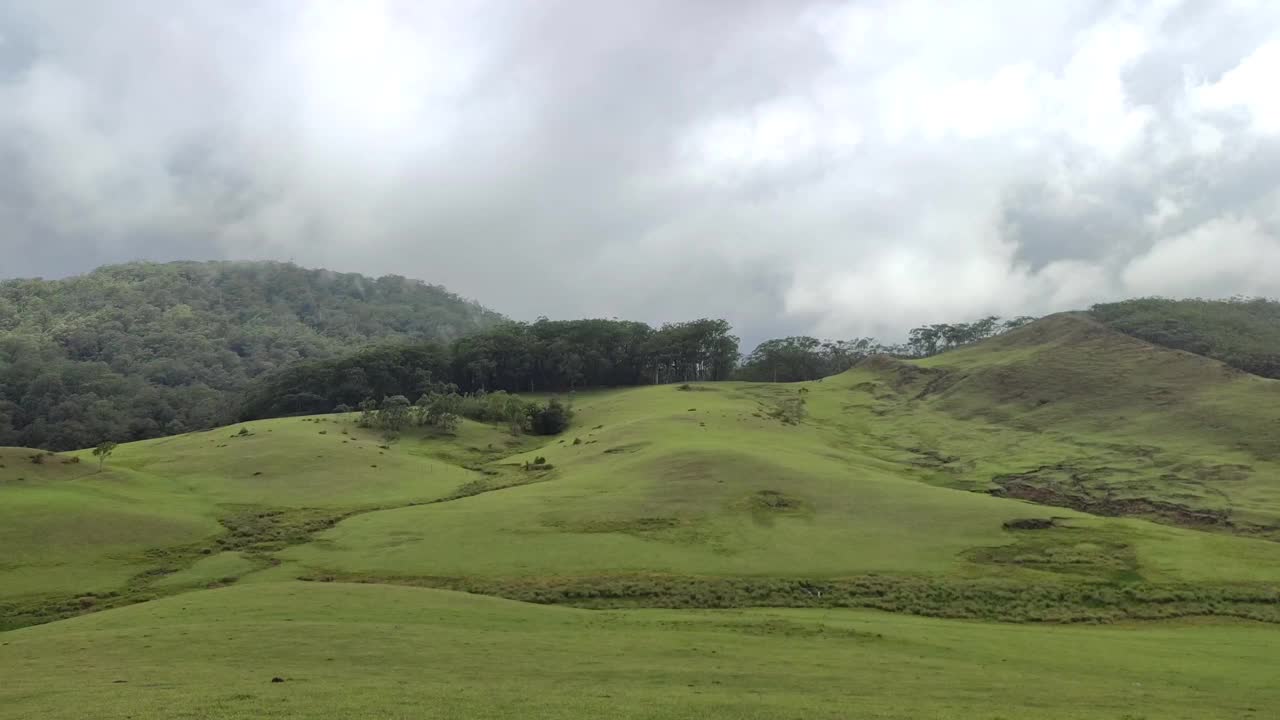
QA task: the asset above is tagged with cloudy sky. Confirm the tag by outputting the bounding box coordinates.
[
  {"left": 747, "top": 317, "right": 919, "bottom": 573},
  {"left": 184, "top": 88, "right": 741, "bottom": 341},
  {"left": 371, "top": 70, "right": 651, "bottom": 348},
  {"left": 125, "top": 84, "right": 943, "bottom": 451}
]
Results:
[{"left": 2, "top": 0, "right": 1279, "bottom": 342}]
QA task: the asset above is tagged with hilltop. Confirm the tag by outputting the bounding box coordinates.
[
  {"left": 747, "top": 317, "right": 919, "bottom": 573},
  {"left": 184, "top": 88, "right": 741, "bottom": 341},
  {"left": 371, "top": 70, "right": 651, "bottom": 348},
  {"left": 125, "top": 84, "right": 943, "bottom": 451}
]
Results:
[{"left": 0, "top": 261, "right": 503, "bottom": 450}]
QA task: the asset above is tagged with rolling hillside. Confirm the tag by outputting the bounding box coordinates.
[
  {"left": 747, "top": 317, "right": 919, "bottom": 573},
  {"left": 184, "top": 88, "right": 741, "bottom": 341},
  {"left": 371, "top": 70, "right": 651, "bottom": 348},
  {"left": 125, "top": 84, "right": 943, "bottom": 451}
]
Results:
[{"left": 4, "top": 311, "right": 1280, "bottom": 717}]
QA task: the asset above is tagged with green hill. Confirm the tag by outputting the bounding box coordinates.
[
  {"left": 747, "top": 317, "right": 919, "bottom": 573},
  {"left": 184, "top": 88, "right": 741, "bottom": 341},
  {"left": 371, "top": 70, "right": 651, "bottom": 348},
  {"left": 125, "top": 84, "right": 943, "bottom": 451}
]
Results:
[
  {"left": 0, "top": 261, "right": 502, "bottom": 450},
  {"left": 4, "top": 312, "right": 1280, "bottom": 717},
  {"left": 1091, "top": 296, "right": 1280, "bottom": 378}
]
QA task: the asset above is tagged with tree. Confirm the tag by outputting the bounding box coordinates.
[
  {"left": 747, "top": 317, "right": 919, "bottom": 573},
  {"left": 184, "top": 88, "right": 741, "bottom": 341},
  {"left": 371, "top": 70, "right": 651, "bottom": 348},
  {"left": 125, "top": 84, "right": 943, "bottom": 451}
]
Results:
[
  {"left": 379, "top": 395, "right": 413, "bottom": 431},
  {"left": 92, "top": 440, "right": 117, "bottom": 471}
]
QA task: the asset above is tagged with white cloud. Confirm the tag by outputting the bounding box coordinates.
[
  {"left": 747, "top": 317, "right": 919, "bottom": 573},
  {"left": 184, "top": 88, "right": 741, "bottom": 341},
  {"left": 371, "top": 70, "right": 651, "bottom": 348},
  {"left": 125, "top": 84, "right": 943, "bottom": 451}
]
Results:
[
  {"left": 1123, "top": 217, "right": 1280, "bottom": 297},
  {"left": 1193, "top": 41, "right": 1280, "bottom": 133},
  {"left": 2, "top": 1, "right": 1280, "bottom": 345}
]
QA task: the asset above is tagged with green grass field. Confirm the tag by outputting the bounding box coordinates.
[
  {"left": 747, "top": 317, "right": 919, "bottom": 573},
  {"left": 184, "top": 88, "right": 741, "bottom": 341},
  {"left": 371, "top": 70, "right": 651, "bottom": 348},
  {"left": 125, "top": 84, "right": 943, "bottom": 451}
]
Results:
[
  {"left": 3, "top": 582, "right": 1277, "bottom": 720},
  {"left": 4, "top": 314, "right": 1280, "bottom": 716}
]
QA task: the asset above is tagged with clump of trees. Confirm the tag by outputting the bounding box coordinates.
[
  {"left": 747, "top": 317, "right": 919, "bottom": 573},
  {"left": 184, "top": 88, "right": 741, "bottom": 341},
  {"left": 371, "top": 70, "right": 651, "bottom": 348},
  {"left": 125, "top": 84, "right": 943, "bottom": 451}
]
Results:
[
  {"left": 736, "top": 316, "right": 1037, "bottom": 383},
  {"left": 355, "top": 391, "right": 573, "bottom": 436}
]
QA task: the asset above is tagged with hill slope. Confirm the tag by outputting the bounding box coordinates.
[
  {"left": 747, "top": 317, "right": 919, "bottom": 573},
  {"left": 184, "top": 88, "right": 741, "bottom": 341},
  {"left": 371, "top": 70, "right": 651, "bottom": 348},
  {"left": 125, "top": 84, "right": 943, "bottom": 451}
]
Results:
[
  {"left": 4, "top": 582, "right": 1277, "bottom": 720},
  {"left": 1091, "top": 296, "right": 1280, "bottom": 378},
  {"left": 0, "top": 261, "right": 502, "bottom": 450},
  {"left": 8, "top": 315, "right": 1280, "bottom": 628},
  {"left": 881, "top": 313, "right": 1280, "bottom": 531},
  {"left": 6, "top": 312, "right": 1280, "bottom": 717}
]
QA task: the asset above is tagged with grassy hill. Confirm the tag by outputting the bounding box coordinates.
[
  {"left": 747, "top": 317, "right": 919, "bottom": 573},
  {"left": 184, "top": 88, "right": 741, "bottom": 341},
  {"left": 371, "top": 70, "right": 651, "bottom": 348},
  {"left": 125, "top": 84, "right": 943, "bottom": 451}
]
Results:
[
  {"left": 0, "top": 261, "right": 502, "bottom": 451},
  {"left": 4, "top": 312, "right": 1280, "bottom": 717},
  {"left": 1092, "top": 297, "right": 1280, "bottom": 378}
]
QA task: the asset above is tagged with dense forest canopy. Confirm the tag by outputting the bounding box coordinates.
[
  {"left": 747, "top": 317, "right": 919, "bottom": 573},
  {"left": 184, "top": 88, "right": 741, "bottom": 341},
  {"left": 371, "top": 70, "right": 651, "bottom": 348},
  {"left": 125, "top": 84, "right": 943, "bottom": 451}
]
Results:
[
  {"left": 1090, "top": 297, "right": 1280, "bottom": 379},
  {"left": 241, "top": 318, "right": 741, "bottom": 419},
  {"left": 0, "top": 261, "right": 502, "bottom": 450}
]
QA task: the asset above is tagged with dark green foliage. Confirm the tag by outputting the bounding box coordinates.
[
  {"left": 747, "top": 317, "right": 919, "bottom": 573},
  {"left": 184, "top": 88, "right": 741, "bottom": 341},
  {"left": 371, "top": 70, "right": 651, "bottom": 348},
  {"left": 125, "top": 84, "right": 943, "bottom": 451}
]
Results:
[
  {"left": 451, "top": 317, "right": 739, "bottom": 392},
  {"left": 91, "top": 440, "right": 117, "bottom": 470},
  {"left": 242, "top": 317, "right": 740, "bottom": 420},
  {"left": 242, "top": 343, "right": 454, "bottom": 420},
  {"left": 528, "top": 399, "right": 573, "bottom": 435},
  {"left": 0, "top": 260, "right": 501, "bottom": 450},
  {"left": 352, "top": 389, "right": 568, "bottom": 436},
  {"left": 1091, "top": 297, "right": 1280, "bottom": 378}
]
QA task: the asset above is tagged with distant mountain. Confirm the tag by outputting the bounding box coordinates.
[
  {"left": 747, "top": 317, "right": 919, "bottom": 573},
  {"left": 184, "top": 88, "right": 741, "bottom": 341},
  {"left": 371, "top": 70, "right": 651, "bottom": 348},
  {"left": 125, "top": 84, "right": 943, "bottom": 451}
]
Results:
[{"left": 0, "top": 261, "right": 503, "bottom": 450}]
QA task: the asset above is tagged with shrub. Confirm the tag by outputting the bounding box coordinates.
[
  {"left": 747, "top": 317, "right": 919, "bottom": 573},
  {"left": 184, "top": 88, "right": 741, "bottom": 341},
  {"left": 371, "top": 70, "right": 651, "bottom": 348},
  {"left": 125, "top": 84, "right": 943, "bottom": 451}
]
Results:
[
  {"left": 334, "top": 404, "right": 352, "bottom": 414},
  {"left": 529, "top": 399, "right": 573, "bottom": 435}
]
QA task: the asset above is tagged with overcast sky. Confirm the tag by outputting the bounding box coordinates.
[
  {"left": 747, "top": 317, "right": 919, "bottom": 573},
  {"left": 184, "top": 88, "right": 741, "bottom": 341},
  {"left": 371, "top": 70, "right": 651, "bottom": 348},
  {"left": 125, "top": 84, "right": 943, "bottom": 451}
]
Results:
[{"left": 2, "top": 1, "right": 1279, "bottom": 343}]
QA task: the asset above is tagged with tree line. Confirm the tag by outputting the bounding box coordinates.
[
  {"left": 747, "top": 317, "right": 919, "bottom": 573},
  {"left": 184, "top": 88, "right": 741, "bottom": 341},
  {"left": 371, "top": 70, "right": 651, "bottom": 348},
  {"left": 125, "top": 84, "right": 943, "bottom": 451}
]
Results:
[
  {"left": 241, "top": 318, "right": 741, "bottom": 419},
  {"left": 735, "top": 316, "right": 1037, "bottom": 383}
]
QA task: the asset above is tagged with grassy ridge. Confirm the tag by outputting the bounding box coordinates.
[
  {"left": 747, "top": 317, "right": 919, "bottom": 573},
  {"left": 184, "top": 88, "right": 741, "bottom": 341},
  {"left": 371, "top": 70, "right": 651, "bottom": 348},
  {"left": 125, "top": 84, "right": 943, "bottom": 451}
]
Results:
[
  {"left": 1092, "top": 297, "right": 1280, "bottom": 378},
  {"left": 2, "top": 581, "right": 1278, "bottom": 720},
  {"left": 866, "top": 313, "right": 1280, "bottom": 532}
]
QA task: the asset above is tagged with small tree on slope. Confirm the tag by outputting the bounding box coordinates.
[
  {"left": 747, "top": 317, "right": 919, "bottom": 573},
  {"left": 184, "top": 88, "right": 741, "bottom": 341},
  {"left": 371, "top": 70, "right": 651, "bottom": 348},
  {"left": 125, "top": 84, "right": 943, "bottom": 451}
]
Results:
[{"left": 92, "top": 441, "right": 117, "bottom": 472}]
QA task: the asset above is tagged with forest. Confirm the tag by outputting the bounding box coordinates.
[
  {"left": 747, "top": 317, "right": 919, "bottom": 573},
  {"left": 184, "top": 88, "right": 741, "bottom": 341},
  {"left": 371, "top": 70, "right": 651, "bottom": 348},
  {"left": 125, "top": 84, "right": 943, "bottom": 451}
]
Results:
[
  {"left": 0, "top": 261, "right": 502, "bottom": 450},
  {"left": 240, "top": 318, "right": 740, "bottom": 419}
]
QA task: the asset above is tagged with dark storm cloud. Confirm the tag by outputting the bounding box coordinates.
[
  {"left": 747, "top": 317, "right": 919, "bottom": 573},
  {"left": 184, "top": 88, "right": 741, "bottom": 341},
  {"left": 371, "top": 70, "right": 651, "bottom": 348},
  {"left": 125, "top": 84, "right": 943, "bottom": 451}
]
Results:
[{"left": 2, "top": 0, "right": 1280, "bottom": 344}]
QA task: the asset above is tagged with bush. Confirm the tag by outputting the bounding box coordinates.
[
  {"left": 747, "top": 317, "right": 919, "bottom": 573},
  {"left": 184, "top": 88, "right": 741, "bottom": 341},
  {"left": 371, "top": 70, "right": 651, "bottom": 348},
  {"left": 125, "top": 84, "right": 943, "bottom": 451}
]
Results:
[
  {"left": 528, "top": 398, "right": 573, "bottom": 435},
  {"left": 334, "top": 404, "right": 352, "bottom": 414}
]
